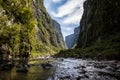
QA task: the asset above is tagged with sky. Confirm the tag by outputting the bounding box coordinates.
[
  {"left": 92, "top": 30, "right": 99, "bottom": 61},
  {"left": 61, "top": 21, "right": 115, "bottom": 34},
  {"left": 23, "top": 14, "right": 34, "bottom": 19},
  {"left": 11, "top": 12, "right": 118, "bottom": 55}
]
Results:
[{"left": 44, "top": 0, "right": 85, "bottom": 39}]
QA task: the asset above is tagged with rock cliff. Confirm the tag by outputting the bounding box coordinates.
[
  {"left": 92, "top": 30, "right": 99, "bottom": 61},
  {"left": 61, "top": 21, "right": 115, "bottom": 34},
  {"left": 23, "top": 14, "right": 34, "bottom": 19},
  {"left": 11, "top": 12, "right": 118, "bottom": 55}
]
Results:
[
  {"left": 52, "top": 20, "right": 66, "bottom": 48},
  {"left": 55, "top": 0, "right": 120, "bottom": 60},
  {"left": 77, "top": 0, "right": 120, "bottom": 49},
  {"left": 65, "top": 27, "right": 80, "bottom": 48},
  {"left": 0, "top": 0, "right": 65, "bottom": 56}
]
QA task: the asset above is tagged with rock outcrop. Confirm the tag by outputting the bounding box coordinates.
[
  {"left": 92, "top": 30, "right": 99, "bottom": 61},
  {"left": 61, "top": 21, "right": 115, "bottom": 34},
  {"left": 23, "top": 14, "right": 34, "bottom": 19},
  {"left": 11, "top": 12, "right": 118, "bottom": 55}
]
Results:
[
  {"left": 65, "top": 27, "right": 80, "bottom": 48},
  {"left": 33, "top": 0, "right": 57, "bottom": 46},
  {"left": 32, "top": 0, "right": 65, "bottom": 53},
  {"left": 76, "top": 0, "right": 120, "bottom": 49},
  {"left": 52, "top": 20, "right": 66, "bottom": 48}
]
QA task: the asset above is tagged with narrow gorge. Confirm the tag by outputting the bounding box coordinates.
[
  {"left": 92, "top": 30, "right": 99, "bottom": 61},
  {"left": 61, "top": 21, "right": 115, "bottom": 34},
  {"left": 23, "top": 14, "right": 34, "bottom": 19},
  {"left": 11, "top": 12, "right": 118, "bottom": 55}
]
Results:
[
  {"left": 0, "top": 0, "right": 120, "bottom": 80},
  {"left": 58, "top": 0, "right": 120, "bottom": 60}
]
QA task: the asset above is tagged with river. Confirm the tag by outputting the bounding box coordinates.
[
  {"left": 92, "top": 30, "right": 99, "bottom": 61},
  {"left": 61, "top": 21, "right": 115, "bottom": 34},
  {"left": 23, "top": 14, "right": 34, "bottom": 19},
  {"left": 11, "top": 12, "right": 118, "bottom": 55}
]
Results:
[{"left": 0, "top": 58, "right": 120, "bottom": 80}]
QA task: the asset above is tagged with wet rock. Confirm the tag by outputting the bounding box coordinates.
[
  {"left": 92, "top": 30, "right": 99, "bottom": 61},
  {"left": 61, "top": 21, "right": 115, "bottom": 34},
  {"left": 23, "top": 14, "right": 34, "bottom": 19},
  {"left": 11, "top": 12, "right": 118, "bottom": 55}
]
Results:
[
  {"left": 81, "top": 65, "right": 86, "bottom": 68},
  {"left": 74, "top": 66, "right": 80, "bottom": 69},
  {"left": 74, "top": 65, "right": 86, "bottom": 69},
  {"left": 78, "top": 69, "right": 87, "bottom": 74},
  {"left": 16, "top": 64, "right": 29, "bottom": 73},
  {"left": 117, "top": 64, "right": 120, "bottom": 67},
  {"left": 41, "top": 62, "right": 52, "bottom": 69},
  {"left": 27, "top": 64, "right": 30, "bottom": 67},
  {"left": 97, "top": 71, "right": 120, "bottom": 80},
  {"left": 116, "top": 68, "right": 120, "bottom": 72},
  {"left": 1, "top": 63, "right": 14, "bottom": 70},
  {"left": 105, "top": 66, "right": 116, "bottom": 71},
  {"left": 76, "top": 74, "right": 89, "bottom": 80},
  {"left": 93, "top": 63, "right": 107, "bottom": 69},
  {"left": 60, "top": 75, "right": 71, "bottom": 79},
  {"left": 84, "top": 74, "right": 89, "bottom": 78},
  {"left": 76, "top": 76, "right": 82, "bottom": 80}
]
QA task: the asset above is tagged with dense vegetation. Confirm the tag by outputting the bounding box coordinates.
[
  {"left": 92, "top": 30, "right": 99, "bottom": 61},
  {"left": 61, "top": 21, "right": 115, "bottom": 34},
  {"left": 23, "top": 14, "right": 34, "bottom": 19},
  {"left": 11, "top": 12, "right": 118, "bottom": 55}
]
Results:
[
  {"left": 0, "top": 0, "right": 37, "bottom": 58},
  {"left": 0, "top": 0, "right": 65, "bottom": 61},
  {"left": 32, "top": 0, "right": 64, "bottom": 56}
]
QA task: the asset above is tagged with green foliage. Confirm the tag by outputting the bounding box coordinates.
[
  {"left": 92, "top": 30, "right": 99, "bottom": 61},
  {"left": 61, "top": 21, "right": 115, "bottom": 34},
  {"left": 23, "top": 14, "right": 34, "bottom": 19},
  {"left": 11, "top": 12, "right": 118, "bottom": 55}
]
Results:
[
  {"left": 27, "top": 0, "right": 64, "bottom": 57},
  {"left": 0, "top": 0, "right": 37, "bottom": 57},
  {"left": 0, "top": 0, "right": 63, "bottom": 59},
  {"left": 0, "top": 0, "right": 2, "bottom": 5}
]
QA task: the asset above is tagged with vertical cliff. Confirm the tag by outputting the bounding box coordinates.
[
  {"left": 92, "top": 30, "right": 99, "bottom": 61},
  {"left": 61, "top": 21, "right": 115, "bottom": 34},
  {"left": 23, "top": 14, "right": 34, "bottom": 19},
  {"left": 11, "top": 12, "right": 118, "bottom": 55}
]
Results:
[
  {"left": 65, "top": 27, "right": 80, "bottom": 48},
  {"left": 77, "top": 0, "right": 120, "bottom": 50},
  {"left": 0, "top": 0, "right": 65, "bottom": 57},
  {"left": 32, "top": 0, "right": 65, "bottom": 53},
  {"left": 52, "top": 20, "right": 66, "bottom": 49},
  {"left": 57, "top": 0, "right": 120, "bottom": 59}
]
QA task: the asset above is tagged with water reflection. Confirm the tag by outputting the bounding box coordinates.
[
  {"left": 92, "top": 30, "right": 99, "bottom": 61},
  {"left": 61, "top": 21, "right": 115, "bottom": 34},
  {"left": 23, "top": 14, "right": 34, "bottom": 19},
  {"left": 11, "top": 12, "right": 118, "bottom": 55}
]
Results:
[
  {"left": 0, "top": 58, "right": 120, "bottom": 80},
  {"left": 0, "top": 59, "right": 56, "bottom": 80}
]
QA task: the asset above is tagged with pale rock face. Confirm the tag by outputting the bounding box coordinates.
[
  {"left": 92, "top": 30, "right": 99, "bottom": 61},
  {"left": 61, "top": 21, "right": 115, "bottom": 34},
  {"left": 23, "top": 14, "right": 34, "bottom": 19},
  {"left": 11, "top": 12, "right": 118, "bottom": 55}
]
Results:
[
  {"left": 52, "top": 20, "right": 66, "bottom": 48},
  {"left": 65, "top": 27, "right": 80, "bottom": 48}
]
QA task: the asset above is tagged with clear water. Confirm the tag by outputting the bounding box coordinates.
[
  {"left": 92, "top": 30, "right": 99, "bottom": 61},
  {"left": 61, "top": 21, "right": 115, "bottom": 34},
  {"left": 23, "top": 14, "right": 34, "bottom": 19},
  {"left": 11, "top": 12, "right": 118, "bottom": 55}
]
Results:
[{"left": 0, "top": 58, "right": 120, "bottom": 80}]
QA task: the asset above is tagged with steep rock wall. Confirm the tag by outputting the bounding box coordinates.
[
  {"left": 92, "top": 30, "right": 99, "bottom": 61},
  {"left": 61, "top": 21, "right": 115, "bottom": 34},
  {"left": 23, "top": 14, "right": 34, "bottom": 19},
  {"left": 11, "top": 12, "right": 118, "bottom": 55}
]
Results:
[
  {"left": 0, "top": 0, "right": 65, "bottom": 56},
  {"left": 52, "top": 20, "right": 66, "bottom": 48},
  {"left": 77, "top": 0, "right": 120, "bottom": 49},
  {"left": 66, "top": 27, "right": 80, "bottom": 48}
]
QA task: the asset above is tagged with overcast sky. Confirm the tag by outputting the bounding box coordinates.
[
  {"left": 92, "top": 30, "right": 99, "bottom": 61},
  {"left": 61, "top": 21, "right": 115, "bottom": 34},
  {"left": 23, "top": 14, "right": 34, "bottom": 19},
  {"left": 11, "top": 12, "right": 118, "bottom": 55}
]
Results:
[{"left": 44, "top": 0, "right": 85, "bottom": 39}]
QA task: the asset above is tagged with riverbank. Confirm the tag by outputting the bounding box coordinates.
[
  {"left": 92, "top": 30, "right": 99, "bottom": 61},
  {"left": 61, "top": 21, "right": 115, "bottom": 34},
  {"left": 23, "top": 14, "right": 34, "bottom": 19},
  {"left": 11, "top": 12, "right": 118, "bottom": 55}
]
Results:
[{"left": 54, "top": 48, "right": 120, "bottom": 60}]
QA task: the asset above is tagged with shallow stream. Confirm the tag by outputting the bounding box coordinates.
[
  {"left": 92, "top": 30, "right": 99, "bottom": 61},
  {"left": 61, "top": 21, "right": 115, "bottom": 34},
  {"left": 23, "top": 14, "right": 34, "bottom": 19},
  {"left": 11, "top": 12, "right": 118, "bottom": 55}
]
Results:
[{"left": 0, "top": 58, "right": 120, "bottom": 80}]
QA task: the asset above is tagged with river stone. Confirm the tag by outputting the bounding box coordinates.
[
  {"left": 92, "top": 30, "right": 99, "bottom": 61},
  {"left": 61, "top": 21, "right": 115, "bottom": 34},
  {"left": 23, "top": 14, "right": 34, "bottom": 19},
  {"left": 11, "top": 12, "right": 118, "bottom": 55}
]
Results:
[
  {"left": 1, "top": 63, "right": 14, "bottom": 70},
  {"left": 78, "top": 69, "right": 87, "bottom": 74},
  {"left": 16, "top": 64, "right": 29, "bottom": 73},
  {"left": 59, "top": 75, "right": 71, "bottom": 80}
]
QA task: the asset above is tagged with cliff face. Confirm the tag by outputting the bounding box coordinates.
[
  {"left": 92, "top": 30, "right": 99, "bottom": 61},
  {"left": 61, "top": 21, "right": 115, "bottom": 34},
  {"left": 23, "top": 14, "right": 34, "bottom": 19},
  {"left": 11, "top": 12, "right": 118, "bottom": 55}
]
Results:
[
  {"left": 32, "top": 0, "right": 65, "bottom": 53},
  {"left": 77, "top": 0, "right": 120, "bottom": 49},
  {"left": 52, "top": 20, "right": 66, "bottom": 48},
  {"left": 56, "top": 0, "right": 120, "bottom": 60},
  {"left": 0, "top": 0, "right": 64, "bottom": 56},
  {"left": 33, "top": 0, "right": 57, "bottom": 46},
  {"left": 66, "top": 27, "right": 80, "bottom": 48}
]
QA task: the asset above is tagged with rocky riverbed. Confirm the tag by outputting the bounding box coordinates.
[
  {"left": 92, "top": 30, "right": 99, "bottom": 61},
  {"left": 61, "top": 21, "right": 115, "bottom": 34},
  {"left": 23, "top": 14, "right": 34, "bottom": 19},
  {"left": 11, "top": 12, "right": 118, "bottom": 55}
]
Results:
[{"left": 0, "top": 58, "right": 120, "bottom": 80}]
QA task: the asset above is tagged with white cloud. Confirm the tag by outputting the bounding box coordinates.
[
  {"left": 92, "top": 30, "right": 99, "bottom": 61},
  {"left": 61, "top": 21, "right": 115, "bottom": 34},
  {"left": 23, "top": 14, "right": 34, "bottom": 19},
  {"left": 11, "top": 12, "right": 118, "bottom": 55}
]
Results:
[
  {"left": 51, "top": 0, "right": 85, "bottom": 26},
  {"left": 52, "top": 0, "right": 85, "bottom": 17},
  {"left": 65, "top": 27, "right": 73, "bottom": 31},
  {"left": 44, "top": 0, "right": 86, "bottom": 37},
  {"left": 62, "top": 8, "right": 83, "bottom": 24},
  {"left": 44, "top": 0, "right": 51, "bottom": 11},
  {"left": 52, "top": 0, "right": 61, "bottom": 3}
]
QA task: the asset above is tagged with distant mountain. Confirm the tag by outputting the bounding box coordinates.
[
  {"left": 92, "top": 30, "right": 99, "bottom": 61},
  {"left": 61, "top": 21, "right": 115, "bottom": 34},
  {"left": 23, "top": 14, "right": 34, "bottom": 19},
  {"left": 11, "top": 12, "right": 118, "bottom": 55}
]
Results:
[{"left": 65, "top": 27, "right": 80, "bottom": 48}]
